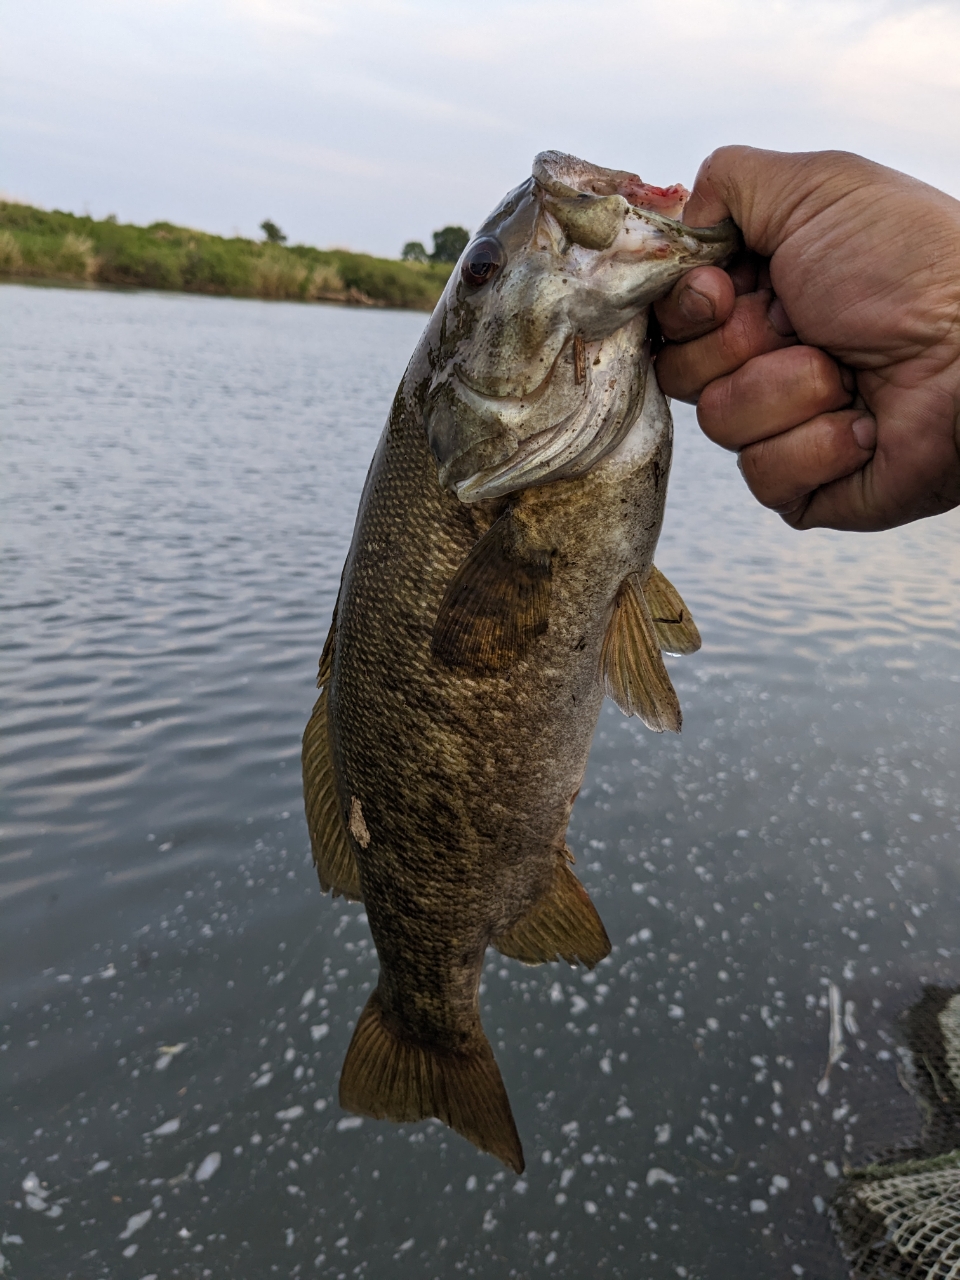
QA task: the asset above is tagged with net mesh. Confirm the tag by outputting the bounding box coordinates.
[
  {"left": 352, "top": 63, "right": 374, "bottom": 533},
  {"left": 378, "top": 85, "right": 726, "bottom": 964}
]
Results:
[{"left": 831, "top": 988, "right": 960, "bottom": 1278}]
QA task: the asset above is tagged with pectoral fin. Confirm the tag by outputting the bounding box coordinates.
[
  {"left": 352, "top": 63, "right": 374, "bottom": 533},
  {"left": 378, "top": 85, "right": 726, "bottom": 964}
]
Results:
[
  {"left": 493, "top": 853, "right": 610, "bottom": 969},
  {"left": 302, "top": 613, "right": 363, "bottom": 901},
  {"left": 432, "top": 514, "right": 552, "bottom": 676},
  {"left": 601, "top": 574, "right": 682, "bottom": 732},
  {"left": 642, "top": 566, "right": 701, "bottom": 656}
]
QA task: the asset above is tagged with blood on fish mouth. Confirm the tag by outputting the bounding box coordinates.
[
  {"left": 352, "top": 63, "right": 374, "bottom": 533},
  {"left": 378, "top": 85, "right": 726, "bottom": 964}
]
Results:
[{"left": 617, "top": 180, "right": 689, "bottom": 218}]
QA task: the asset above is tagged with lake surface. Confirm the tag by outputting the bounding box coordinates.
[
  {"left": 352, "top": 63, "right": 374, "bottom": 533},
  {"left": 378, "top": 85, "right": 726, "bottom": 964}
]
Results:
[{"left": 2, "top": 281, "right": 960, "bottom": 1280}]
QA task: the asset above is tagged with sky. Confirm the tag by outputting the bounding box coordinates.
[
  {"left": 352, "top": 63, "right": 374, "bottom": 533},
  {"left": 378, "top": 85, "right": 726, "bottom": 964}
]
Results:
[{"left": 4, "top": 0, "right": 960, "bottom": 257}]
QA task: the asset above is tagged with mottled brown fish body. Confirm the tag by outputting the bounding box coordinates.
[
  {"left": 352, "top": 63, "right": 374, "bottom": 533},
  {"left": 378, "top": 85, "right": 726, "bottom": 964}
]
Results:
[{"left": 302, "top": 152, "right": 737, "bottom": 1172}]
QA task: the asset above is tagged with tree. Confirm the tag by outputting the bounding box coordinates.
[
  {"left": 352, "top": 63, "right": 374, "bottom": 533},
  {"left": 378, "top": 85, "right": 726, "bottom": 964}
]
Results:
[
  {"left": 260, "top": 219, "right": 287, "bottom": 245},
  {"left": 401, "top": 240, "right": 428, "bottom": 263},
  {"left": 430, "top": 226, "right": 469, "bottom": 263}
]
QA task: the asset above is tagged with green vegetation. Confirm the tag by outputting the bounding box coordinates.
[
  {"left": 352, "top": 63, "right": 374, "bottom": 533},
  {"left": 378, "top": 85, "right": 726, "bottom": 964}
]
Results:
[
  {"left": 429, "top": 225, "right": 470, "bottom": 263},
  {"left": 260, "top": 218, "right": 287, "bottom": 245},
  {"left": 0, "top": 203, "right": 455, "bottom": 311},
  {"left": 402, "top": 225, "right": 470, "bottom": 264}
]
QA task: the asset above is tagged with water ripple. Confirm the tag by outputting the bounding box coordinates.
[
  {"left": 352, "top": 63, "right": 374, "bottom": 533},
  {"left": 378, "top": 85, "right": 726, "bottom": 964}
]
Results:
[{"left": 2, "top": 283, "right": 960, "bottom": 1279}]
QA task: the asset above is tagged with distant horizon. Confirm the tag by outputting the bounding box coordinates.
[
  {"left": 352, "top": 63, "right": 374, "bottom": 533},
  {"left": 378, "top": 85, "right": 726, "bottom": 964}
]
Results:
[{"left": 5, "top": 0, "right": 959, "bottom": 259}]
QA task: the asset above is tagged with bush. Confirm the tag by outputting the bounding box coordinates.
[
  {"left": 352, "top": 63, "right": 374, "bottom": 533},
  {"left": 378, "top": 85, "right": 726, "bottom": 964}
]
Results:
[
  {"left": 0, "top": 202, "right": 455, "bottom": 310},
  {"left": 57, "top": 233, "right": 98, "bottom": 280},
  {"left": 0, "top": 229, "right": 23, "bottom": 273},
  {"left": 252, "top": 248, "right": 309, "bottom": 299}
]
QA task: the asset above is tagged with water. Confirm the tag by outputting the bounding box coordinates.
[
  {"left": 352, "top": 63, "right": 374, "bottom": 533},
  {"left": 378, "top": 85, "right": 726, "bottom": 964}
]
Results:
[{"left": 2, "top": 281, "right": 959, "bottom": 1280}]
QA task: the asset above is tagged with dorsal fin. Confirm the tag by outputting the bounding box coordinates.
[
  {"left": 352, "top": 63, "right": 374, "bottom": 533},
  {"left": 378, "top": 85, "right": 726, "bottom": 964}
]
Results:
[
  {"left": 301, "top": 609, "right": 363, "bottom": 901},
  {"left": 642, "top": 566, "right": 701, "bottom": 656},
  {"left": 601, "top": 574, "right": 682, "bottom": 733},
  {"left": 431, "top": 514, "right": 552, "bottom": 676},
  {"left": 493, "top": 852, "right": 610, "bottom": 968}
]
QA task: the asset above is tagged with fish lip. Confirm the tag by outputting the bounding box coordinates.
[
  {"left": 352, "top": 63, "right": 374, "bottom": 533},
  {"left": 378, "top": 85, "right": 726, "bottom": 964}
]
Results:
[{"left": 636, "top": 211, "right": 742, "bottom": 259}]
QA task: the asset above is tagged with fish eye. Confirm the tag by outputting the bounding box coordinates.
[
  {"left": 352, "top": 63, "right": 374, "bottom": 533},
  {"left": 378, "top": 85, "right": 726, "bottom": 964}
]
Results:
[{"left": 461, "top": 238, "right": 505, "bottom": 289}]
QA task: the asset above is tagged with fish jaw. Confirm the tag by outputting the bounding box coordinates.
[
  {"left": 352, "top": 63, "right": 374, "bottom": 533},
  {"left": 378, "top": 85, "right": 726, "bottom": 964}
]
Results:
[
  {"left": 532, "top": 149, "right": 689, "bottom": 218},
  {"left": 425, "top": 154, "right": 739, "bottom": 501}
]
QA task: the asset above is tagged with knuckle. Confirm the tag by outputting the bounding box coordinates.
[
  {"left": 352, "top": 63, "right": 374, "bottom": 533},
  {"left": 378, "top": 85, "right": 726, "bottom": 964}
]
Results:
[
  {"left": 738, "top": 440, "right": 776, "bottom": 499},
  {"left": 717, "top": 308, "right": 756, "bottom": 366},
  {"left": 717, "top": 296, "right": 770, "bottom": 367},
  {"left": 653, "top": 349, "right": 696, "bottom": 402},
  {"left": 802, "top": 350, "right": 845, "bottom": 409},
  {"left": 695, "top": 380, "right": 728, "bottom": 440}
]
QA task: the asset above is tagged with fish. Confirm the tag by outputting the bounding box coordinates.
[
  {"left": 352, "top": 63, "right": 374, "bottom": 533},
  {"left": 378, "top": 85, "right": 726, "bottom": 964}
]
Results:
[{"left": 302, "top": 151, "right": 739, "bottom": 1174}]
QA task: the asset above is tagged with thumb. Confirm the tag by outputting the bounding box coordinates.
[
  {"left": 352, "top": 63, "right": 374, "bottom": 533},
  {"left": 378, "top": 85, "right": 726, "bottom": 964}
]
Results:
[{"left": 682, "top": 145, "right": 880, "bottom": 257}]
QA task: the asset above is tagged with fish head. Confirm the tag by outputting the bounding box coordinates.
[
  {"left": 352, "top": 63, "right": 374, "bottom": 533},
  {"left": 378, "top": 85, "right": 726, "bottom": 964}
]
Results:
[{"left": 425, "top": 151, "right": 739, "bottom": 501}]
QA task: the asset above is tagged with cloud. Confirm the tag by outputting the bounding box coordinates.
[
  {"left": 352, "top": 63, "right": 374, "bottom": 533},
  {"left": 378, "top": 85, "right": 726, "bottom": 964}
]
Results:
[{"left": 3, "top": 0, "right": 959, "bottom": 254}]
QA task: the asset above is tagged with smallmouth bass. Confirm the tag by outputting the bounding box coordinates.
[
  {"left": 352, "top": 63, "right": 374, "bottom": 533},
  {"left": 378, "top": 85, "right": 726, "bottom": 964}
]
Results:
[{"left": 303, "top": 152, "right": 738, "bottom": 1173}]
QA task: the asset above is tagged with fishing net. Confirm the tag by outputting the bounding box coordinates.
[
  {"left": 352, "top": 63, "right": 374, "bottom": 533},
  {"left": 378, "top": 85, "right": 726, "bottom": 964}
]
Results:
[{"left": 831, "top": 988, "right": 960, "bottom": 1278}]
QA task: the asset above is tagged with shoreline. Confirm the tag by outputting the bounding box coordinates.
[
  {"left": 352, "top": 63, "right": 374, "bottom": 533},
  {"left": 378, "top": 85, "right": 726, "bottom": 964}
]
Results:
[
  {"left": 0, "top": 273, "right": 425, "bottom": 311},
  {"left": 0, "top": 203, "right": 453, "bottom": 312}
]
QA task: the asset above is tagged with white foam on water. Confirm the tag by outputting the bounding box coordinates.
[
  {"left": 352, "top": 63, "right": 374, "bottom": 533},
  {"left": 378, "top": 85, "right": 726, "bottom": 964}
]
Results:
[
  {"left": 194, "top": 1152, "right": 221, "bottom": 1183},
  {"left": 118, "top": 1209, "right": 152, "bottom": 1239}
]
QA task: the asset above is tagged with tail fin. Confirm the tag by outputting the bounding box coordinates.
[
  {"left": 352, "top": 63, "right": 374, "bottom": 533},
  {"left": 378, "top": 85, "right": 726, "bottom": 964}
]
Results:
[{"left": 339, "top": 989, "right": 524, "bottom": 1174}]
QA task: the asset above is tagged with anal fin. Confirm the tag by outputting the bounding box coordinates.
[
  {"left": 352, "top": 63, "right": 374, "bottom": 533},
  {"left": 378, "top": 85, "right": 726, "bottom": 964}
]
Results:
[
  {"left": 431, "top": 513, "right": 551, "bottom": 676},
  {"left": 340, "top": 989, "right": 524, "bottom": 1174},
  {"left": 301, "top": 621, "right": 362, "bottom": 901},
  {"left": 493, "top": 853, "right": 611, "bottom": 969},
  {"left": 642, "top": 566, "right": 701, "bottom": 656},
  {"left": 601, "top": 574, "right": 682, "bottom": 732}
]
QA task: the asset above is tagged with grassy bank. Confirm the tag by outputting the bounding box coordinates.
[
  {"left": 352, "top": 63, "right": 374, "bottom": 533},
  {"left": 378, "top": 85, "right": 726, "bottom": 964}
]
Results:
[{"left": 0, "top": 203, "right": 454, "bottom": 311}]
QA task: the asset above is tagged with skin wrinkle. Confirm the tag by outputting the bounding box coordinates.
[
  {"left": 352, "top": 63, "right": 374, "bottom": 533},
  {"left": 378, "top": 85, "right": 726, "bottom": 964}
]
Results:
[
  {"left": 669, "top": 290, "right": 796, "bottom": 404},
  {"left": 699, "top": 345, "right": 853, "bottom": 446},
  {"left": 741, "top": 409, "right": 870, "bottom": 511}
]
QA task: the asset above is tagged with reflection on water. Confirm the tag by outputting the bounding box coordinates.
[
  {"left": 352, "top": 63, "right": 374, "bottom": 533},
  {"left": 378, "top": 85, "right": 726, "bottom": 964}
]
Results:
[{"left": 2, "top": 282, "right": 959, "bottom": 1279}]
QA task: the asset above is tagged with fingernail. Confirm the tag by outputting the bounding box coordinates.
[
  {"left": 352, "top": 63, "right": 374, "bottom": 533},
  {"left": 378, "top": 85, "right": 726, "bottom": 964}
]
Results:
[
  {"left": 767, "top": 296, "right": 795, "bottom": 337},
  {"left": 851, "top": 416, "right": 877, "bottom": 450},
  {"left": 678, "top": 285, "right": 715, "bottom": 324}
]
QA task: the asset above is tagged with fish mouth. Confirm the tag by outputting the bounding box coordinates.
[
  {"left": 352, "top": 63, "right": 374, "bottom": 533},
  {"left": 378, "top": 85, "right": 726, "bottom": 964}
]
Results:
[
  {"left": 438, "top": 153, "right": 741, "bottom": 503},
  {"left": 533, "top": 150, "right": 690, "bottom": 211},
  {"left": 534, "top": 149, "right": 739, "bottom": 259}
]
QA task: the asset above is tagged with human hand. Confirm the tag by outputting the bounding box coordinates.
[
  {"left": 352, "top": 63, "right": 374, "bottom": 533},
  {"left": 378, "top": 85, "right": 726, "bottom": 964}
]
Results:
[{"left": 654, "top": 147, "right": 960, "bottom": 531}]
